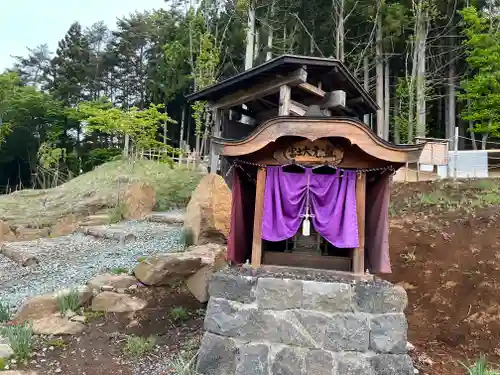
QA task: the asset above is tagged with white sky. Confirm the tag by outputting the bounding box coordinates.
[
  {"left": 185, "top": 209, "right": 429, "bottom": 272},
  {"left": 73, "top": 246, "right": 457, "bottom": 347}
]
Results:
[{"left": 0, "top": 0, "right": 167, "bottom": 71}]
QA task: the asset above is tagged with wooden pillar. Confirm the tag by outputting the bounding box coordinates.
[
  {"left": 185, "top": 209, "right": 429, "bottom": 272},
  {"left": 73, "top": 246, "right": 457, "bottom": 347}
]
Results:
[
  {"left": 251, "top": 167, "right": 267, "bottom": 268},
  {"left": 210, "top": 109, "right": 221, "bottom": 173},
  {"left": 278, "top": 85, "right": 291, "bottom": 116},
  {"left": 353, "top": 172, "right": 366, "bottom": 274}
]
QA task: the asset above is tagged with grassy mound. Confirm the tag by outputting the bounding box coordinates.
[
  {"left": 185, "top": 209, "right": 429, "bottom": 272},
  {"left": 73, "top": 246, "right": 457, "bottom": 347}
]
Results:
[{"left": 0, "top": 160, "right": 203, "bottom": 229}]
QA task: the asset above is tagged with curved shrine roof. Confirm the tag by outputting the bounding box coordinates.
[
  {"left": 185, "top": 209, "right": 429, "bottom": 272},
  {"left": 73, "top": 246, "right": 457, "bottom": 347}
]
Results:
[{"left": 212, "top": 117, "right": 425, "bottom": 164}]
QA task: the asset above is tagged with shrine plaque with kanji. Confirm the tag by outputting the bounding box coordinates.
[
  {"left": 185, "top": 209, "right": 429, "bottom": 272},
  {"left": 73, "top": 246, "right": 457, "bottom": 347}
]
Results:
[{"left": 273, "top": 139, "right": 344, "bottom": 165}]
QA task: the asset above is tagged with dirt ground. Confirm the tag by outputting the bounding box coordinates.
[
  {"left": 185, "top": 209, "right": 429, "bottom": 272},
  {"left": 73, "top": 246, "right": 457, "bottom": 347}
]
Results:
[
  {"left": 387, "top": 179, "right": 500, "bottom": 375},
  {"left": 17, "top": 286, "right": 205, "bottom": 375}
]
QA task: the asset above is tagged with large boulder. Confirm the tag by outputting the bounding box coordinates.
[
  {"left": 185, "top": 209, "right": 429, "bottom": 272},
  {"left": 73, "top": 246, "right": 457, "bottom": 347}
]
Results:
[
  {"left": 91, "top": 292, "right": 147, "bottom": 313},
  {"left": 0, "top": 335, "right": 13, "bottom": 361},
  {"left": 122, "top": 182, "right": 156, "bottom": 220},
  {"left": 134, "top": 252, "right": 204, "bottom": 286},
  {"left": 14, "top": 286, "right": 93, "bottom": 323},
  {"left": 183, "top": 174, "right": 231, "bottom": 245},
  {"left": 185, "top": 244, "right": 228, "bottom": 303}
]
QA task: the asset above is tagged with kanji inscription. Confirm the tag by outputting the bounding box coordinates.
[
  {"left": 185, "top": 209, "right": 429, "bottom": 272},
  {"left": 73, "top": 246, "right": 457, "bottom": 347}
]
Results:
[{"left": 274, "top": 139, "right": 344, "bottom": 165}]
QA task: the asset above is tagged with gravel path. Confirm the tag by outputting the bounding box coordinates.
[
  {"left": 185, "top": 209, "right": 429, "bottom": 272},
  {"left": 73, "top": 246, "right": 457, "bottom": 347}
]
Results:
[{"left": 0, "top": 219, "right": 182, "bottom": 311}]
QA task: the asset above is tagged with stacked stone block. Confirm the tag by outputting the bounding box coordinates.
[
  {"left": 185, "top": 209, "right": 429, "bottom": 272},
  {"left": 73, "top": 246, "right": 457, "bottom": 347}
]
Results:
[{"left": 198, "top": 271, "right": 414, "bottom": 375}]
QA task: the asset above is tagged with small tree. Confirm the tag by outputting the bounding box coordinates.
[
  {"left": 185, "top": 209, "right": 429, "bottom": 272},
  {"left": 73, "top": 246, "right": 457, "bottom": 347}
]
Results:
[
  {"left": 77, "top": 100, "right": 176, "bottom": 157},
  {"left": 459, "top": 6, "right": 500, "bottom": 150}
]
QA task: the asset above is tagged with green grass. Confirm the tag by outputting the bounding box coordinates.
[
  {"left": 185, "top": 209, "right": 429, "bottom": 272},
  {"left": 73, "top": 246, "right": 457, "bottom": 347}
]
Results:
[
  {"left": 0, "top": 322, "right": 34, "bottom": 362},
  {"left": 57, "top": 289, "right": 80, "bottom": 314},
  {"left": 460, "top": 355, "right": 500, "bottom": 375},
  {"left": 0, "top": 357, "right": 5, "bottom": 369},
  {"left": 46, "top": 338, "right": 68, "bottom": 349},
  {"left": 109, "top": 267, "right": 129, "bottom": 275},
  {"left": 164, "top": 351, "right": 200, "bottom": 375},
  {"left": 123, "top": 335, "right": 156, "bottom": 357},
  {"left": 170, "top": 307, "right": 189, "bottom": 322},
  {"left": 0, "top": 302, "right": 11, "bottom": 323},
  {"left": 391, "top": 178, "right": 500, "bottom": 216},
  {"left": 0, "top": 160, "right": 202, "bottom": 229},
  {"left": 84, "top": 310, "right": 105, "bottom": 320}
]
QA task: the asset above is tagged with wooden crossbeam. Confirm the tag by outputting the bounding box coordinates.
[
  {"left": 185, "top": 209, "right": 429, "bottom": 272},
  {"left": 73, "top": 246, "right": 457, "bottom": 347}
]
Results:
[
  {"left": 297, "top": 82, "right": 326, "bottom": 98},
  {"left": 208, "top": 68, "right": 307, "bottom": 111},
  {"left": 290, "top": 100, "right": 307, "bottom": 116}
]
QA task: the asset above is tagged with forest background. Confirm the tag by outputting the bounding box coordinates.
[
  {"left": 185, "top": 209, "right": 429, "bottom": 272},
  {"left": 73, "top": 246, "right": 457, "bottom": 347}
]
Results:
[{"left": 0, "top": 0, "right": 498, "bottom": 192}]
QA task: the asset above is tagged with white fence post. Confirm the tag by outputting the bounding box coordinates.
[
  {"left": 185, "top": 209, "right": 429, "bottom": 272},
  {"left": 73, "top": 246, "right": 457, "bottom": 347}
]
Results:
[{"left": 453, "top": 126, "right": 459, "bottom": 180}]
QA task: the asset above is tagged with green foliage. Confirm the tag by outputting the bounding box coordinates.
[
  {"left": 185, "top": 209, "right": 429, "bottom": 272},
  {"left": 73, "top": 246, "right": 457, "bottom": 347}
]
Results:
[
  {"left": 109, "top": 267, "right": 129, "bottom": 275},
  {"left": 57, "top": 289, "right": 81, "bottom": 314},
  {"left": 46, "top": 338, "right": 68, "bottom": 349},
  {"left": 83, "top": 148, "right": 122, "bottom": 172},
  {"left": 0, "top": 357, "right": 5, "bottom": 369},
  {"left": 109, "top": 203, "right": 126, "bottom": 224},
  {"left": 0, "top": 302, "right": 11, "bottom": 323},
  {"left": 180, "top": 227, "right": 195, "bottom": 250},
  {"left": 123, "top": 335, "right": 156, "bottom": 357},
  {"left": 77, "top": 100, "right": 177, "bottom": 153},
  {"left": 164, "top": 351, "right": 200, "bottom": 375},
  {"left": 170, "top": 306, "right": 189, "bottom": 322},
  {"left": 0, "top": 322, "right": 34, "bottom": 362},
  {"left": 459, "top": 6, "right": 500, "bottom": 139},
  {"left": 460, "top": 355, "right": 500, "bottom": 375},
  {"left": 84, "top": 310, "right": 105, "bottom": 320}
]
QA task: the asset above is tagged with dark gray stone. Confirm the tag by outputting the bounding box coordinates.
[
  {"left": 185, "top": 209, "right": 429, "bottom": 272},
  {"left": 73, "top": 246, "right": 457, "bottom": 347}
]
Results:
[
  {"left": 197, "top": 332, "right": 237, "bottom": 375},
  {"left": 355, "top": 283, "right": 407, "bottom": 314},
  {"left": 271, "top": 347, "right": 306, "bottom": 375},
  {"left": 293, "top": 310, "right": 330, "bottom": 347},
  {"left": 336, "top": 353, "right": 375, "bottom": 375},
  {"left": 302, "top": 281, "right": 353, "bottom": 313},
  {"left": 370, "top": 314, "right": 408, "bottom": 354},
  {"left": 209, "top": 273, "right": 256, "bottom": 303},
  {"left": 236, "top": 343, "right": 269, "bottom": 375},
  {"left": 238, "top": 310, "right": 317, "bottom": 347},
  {"left": 305, "top": 350, "right": 335, "bottom": 375},
  {"left": 204, "top": 298, "right": 255, "bottom": 337},
  {"left": 371, "top": 354, "right": 414, "bottom": 375},
  {"left": 255, "top": 278, "right": 303, "bottom": 310},
  {"left": 323, "top": 314, "right": 370, "bottom": 352}
]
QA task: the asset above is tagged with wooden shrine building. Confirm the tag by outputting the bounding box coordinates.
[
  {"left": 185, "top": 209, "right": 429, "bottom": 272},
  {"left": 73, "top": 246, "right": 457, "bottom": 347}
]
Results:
[{"left": 186, "top": 55, "right": 425, "bottom": 275}]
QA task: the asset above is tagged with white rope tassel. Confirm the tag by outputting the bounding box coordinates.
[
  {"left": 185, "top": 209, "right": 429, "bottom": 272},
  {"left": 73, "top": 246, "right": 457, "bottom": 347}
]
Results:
[{"left": 301, "top": 172, "right": 314, "bottom": 236}]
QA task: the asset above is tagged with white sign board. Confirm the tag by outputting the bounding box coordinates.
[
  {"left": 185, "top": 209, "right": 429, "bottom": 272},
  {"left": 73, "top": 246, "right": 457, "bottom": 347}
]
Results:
[{"left": 415, "top": 138, "right": 449, "bottom": 166}]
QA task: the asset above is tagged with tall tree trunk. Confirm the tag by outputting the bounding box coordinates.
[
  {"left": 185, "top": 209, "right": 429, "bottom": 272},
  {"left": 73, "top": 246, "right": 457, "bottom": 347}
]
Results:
[
  {"left": 242, "top": 0, "right": 256, "bottom": 125},
  {"left": 336, "top": 0, "right": 345, "bottom": 62},
  {"left": 266, "top": 0, "right": 274, "bottom": 61},
  {"left": 415, "top": 2, "right": 427, "bottom": 138},
  {"left": 394, "top": 94, "right": 400, "bottom": 144},
  {"left": 376, "top": 3, "right": 384, "bottom": 138},
  {"left": 467, "top": 99, "right": 477, "bottom": 150},
  {"left": 384, "top": 58, "right": 390, "bottom": 141},
  {"left": 363, "top": 55, "right": 370, "bottom": 126},
  {"left": 245, "top": 1, "right": 256, "bottom": 70},
  {"left": 447, "top": 37, "right": 456, "bottom": 150}
]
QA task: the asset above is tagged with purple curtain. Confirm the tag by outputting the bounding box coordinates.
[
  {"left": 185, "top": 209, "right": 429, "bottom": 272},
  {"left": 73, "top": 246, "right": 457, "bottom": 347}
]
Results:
[
  {"left": 365, "top": 171, "right": 391, "bottom": 273},
  {"left": 227, "top": 167, "right": 255, "bottom": 264},
  {"left": 262, "top": 166, "right": 359, "bottom": 248}
]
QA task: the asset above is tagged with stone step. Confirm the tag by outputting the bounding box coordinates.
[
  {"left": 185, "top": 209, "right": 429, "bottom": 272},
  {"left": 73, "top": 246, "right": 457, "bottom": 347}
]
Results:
[
  {"left": 146, "top": 211, "right": 184, "bottom": 225},
  {"left": 80, "top": 214, "right": 112, "bottom": 226},
  {"left": 79, "top": 226, "right": 136, "bottom": 243}
]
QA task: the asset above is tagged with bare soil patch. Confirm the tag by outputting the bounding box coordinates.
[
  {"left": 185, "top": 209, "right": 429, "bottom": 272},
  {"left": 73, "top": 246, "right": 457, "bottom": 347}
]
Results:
[
  {"left": 388, "top": 179, "right": 500, "bottom": 374},
  {"left": 17, "top": 286, "right": 205, "bottom": 375}
]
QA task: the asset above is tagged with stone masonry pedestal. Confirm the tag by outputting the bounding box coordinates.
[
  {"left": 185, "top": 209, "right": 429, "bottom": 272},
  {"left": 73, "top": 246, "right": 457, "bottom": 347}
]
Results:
[{"left": 196, "top": 268, "right": 415, "bottom": 375}]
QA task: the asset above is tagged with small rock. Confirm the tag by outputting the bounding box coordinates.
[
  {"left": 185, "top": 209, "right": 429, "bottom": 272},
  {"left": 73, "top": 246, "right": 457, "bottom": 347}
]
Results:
[
  {"left": 32, "top": 315, "right": 86, "bottom": 335},
  {"left": 64, "top": 310, "right": 76, "bottom": 319},
  {"left": 70, "top": 315, "right": 86, "bottom": 323},
  {"left": 406, "top": 342, "right": 415, "bottom": 352},
  {"left": 88, "top": 274, "right": 138, "bottom": 291},
  {"left": 0, "top": 343, "right": 14, "bottom": 360},
  {"left": 91, "top": 292, "right": 147, "bottom": 313},
  {"left": 101, "top": 285, "right": 115, "bottom": 292}
]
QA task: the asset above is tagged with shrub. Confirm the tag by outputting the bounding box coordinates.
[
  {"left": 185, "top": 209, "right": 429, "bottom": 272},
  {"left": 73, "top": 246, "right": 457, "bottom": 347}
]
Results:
[
  {"left": 170, "top": 307, "right": 189, "bottom": 322},
  {"left": 57, "top": 289, "right": 80, "bottom": 314},
  {"left": 165, "top": 352, "right": 200, "bottom": 375},
  {"left": 123, "top": 335, "right": 156, "bottom": 357},
  {"left": 0, "top": 322, "right": 34, "bottom": 362},
  {"left": 0, "top": 357, "right": 5, "bottom": 369},
  {"left": 180, "top": 227, "right": 195, "bottom": 250},
  {"left": 0, "top": 302, "right": 11, "bottom": 323}
]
